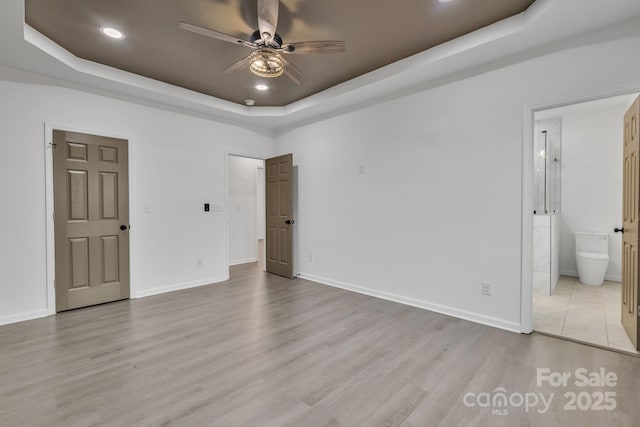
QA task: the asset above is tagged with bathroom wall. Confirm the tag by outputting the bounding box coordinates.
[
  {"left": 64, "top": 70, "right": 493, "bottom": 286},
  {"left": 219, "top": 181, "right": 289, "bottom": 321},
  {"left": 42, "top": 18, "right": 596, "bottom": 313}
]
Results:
[
  {"left": 533, "top": 215, "right": 560, "bottom": 295},
  {"left": 533, "top": 118, "right": 562, "bottom": 295},
  {"left": 550, "top": 214, "right": 560, "bottom": 289},
  {"left": 228, "top": 156, "right": 264, "bottom": 265},
  {"left": 538, "top": 94, "right": 639, "bottom": 282},
  {"left": 533, "top": 215, "right": 552, "bottom": 294}
]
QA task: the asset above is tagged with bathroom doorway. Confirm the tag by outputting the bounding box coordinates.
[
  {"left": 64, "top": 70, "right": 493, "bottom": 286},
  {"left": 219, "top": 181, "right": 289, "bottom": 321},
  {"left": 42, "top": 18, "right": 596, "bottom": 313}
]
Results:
[{"left": 531, "top": 93, "right": 640, "bottom": 354}]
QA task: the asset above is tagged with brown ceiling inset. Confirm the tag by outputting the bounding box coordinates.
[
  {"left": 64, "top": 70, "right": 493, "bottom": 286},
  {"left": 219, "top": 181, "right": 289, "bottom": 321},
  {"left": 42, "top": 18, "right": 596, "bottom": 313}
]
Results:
[{"left": 25, "top": 0, "right": 535, "bottom": 106}]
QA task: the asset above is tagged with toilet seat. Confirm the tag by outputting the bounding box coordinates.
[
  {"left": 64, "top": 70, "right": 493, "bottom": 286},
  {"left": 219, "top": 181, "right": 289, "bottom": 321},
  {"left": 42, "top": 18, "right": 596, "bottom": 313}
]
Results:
[{"left": 576, "top": 251, "right": 609, "bottom": 261}]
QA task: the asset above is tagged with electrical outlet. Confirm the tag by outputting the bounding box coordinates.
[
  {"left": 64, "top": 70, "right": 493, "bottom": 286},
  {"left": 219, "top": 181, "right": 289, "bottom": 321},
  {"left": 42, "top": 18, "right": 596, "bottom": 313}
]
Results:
[
  {"left": 197, "top": 258, "right": 203, "bottom": 267},
  {"left": 308, "top": 254, "right": 313, "bottom": 263},
  {"left": 482, "top": 282, "right": 492, "bottom": 296}
]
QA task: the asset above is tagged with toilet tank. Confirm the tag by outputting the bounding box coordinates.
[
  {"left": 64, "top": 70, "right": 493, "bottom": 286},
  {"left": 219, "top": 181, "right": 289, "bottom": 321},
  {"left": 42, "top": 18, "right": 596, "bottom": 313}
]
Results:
[{"left": 575, "top": 232, "right": 608, "bottom": 254}]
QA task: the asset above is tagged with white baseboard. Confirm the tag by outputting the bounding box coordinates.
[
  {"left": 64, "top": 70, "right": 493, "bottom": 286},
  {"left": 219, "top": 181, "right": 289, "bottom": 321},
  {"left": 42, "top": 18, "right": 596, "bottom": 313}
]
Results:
[
  {"left": 135, "top": 275, "right": 228, "bottom": 298},
  {"left": 1, "top": 276, "right": 231, "bottom": 325},
  {"left": 0, "top": 309, "right": 49, "bottom": 326},
  {"left": 560, "top": 269, "right": 621, "bottom": 283},
  {"left": 229, "top": 258, "right": 258, "bottom": 266},
  {"left": 298, "top": 273, "right": 521, "bottom": 334}
]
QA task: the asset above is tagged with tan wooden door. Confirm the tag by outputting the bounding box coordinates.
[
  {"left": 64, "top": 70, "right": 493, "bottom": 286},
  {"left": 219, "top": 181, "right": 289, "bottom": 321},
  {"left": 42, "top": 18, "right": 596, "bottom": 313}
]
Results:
[
  {"left": 622, "top": 96, "right": 640, "bottom": 350},
  {"left": 53, "top": 130, "right": 130, "bottom": 311},
  {"left": 265, "top": 154, "right": 294, "bottom": 278}
]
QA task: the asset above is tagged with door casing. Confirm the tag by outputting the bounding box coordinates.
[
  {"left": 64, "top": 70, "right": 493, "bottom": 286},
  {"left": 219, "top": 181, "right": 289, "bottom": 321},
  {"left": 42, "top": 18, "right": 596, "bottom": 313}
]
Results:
[{"left": 44, "top": 123, "right": 137, "bottom": 315}]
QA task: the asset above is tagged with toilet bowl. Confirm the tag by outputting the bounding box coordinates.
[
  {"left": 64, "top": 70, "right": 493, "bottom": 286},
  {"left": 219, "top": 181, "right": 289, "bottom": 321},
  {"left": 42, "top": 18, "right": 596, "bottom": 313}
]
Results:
[{"left": 575, "top": 232, "right": 609, "bottom": 286}]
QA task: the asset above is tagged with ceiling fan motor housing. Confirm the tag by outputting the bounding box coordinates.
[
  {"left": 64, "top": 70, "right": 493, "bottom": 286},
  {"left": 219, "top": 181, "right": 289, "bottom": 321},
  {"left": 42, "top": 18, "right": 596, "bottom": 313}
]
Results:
[{"left": 250, "top": 29, "right": 283, "bottom": 48}]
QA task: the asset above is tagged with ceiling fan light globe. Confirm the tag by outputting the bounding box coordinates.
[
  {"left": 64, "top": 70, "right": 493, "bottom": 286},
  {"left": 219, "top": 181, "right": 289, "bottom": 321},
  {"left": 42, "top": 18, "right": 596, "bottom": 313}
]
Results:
[{"left": 249, "top": 49, "right": 284, "bottom": 78}]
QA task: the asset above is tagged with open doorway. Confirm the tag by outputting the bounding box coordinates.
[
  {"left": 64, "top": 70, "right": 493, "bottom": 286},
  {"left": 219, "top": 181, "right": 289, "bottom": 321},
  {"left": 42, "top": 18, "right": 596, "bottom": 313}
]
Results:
[
  {"left": 531, "top": 93, "right": 640, "bottom": 354},
  {"left": 227, "top": 155, "right": 266, "bottom": 272}
]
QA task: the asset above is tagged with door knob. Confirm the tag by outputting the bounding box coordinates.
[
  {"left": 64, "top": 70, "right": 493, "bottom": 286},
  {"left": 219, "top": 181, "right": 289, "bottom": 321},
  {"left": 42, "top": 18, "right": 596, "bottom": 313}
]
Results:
[
  {"left": 614, "top": 227, "right": 624, "bottom": 234},
  {"left": 120, "top": 224, "right": 128, "bottom": 231},
  {"left": 285, "top": 219, "right": 295, "bottom": 225}
]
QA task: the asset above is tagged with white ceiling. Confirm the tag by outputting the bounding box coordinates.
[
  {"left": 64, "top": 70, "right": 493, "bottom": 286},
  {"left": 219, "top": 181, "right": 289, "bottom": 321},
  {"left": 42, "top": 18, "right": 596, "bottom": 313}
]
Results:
[{"left": 1, "top": 0, "right": 640, "bottom": 136}]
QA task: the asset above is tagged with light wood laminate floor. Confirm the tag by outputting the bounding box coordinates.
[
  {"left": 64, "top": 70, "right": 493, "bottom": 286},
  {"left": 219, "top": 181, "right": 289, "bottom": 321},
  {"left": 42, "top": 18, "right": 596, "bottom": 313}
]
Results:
[{"left": 1, "top": 263, "right": 639, "bottom": 426}]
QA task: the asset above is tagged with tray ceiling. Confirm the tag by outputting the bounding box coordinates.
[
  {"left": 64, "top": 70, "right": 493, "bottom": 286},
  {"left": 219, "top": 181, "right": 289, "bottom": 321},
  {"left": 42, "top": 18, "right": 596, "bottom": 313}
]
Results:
[{"left": 25, "top": 0, "right": 534, "bottom": 106}]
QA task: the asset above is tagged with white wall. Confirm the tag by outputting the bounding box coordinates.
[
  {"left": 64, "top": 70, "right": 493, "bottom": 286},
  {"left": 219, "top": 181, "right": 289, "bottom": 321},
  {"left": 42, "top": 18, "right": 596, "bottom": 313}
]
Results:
[
  {"left": 228, "top": 156, "right": 264, "bottom": 265},
  {"left": 275, "top": 36, "right": 640, "bottom": 332},
  {"left": 539, "top": 96, "right": 636, "bottom": 282},
  {"left": 533, "top": 215, "right": 552, "bottom": 295},
  {"left": 256, "top": 167, "right": 265, "bottom": 240},
  {"left": 0, "top": 79, "right": 274, "bottom": 325},
  {"left": 533, "top": 214, "right": 561, "bottom": 295},
  {"left": 3, "top": 36, "right": 640, "bottom": 333},
  {"left": 551, "top": 213, "right": 560, "bottom": 291}
]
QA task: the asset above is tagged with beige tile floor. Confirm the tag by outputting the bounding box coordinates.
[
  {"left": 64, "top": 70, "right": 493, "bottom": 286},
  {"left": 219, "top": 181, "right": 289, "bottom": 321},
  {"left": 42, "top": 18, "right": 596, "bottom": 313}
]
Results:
[{"left": 534, "top": 275, "right": 638, "bottom": 354}]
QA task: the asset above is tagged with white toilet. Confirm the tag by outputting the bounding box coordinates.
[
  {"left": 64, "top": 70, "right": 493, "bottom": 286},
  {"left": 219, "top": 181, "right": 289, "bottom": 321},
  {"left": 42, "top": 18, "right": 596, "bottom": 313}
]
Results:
[{"left": 575, "top": 232, "right": 609, "bottom": 285}]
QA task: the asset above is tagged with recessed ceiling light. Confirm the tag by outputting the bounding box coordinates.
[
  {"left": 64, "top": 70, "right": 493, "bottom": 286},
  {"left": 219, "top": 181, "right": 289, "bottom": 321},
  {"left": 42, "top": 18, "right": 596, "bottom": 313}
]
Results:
[
  {"left": 100, "top": 27, "right": 125, "bottom": 40},
  {"left": 244, "top": 98, "right": 256, "bottom": 106},
  {"left": 255, "top": 84, "right": 269, "bottom": 91}
]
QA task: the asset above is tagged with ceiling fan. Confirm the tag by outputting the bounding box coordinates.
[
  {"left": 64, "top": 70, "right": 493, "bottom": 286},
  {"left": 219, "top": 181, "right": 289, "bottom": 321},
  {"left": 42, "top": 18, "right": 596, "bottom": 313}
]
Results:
[{"left": 179, "top": 0, "right": 346, "bottom": 84}]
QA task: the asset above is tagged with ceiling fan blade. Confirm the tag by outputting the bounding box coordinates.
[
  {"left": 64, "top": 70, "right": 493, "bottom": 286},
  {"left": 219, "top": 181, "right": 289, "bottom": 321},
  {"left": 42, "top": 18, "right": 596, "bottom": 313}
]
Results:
[
  {"left": 282, "top": 40, "right": 346, "bottom": 54},
  {"left": 223, "top": 55, "right": 251, "bottom": 75},
  {"left": 282, "top": 57, "right": 305, "bottom": 84},
  {"left": 257, "top": 0, "right": 279, "bottom": 42},
  {"left": 179, "top": 22, "right": 254, "bottom": 48}
]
